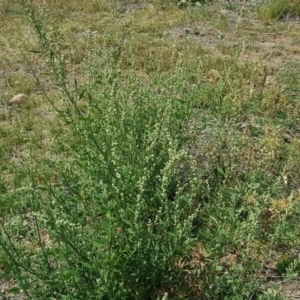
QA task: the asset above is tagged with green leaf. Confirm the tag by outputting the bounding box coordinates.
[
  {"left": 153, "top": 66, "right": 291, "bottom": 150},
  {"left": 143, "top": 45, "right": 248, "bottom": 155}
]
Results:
[
  {"left": 217, "top": 167, "right": 224, "bottom": 175},
  {"left": 216, "top": 265, "right": 223, "bottom": 271},
  {"left": 127, "top": 228, "right": 136, "bottom": 235},
  {"left": 92, "top": 239, "right": 105, "bottom": 248},
  {"left": 63, "top": 271, "right": 75, "bottom": 281},
  {"left": 252, "top": 183, "right": 260, "bottom": 189},
  {"left": 50, "top": 282, "right": 64, "bottom": 289},
  {"left": 122, "top": 219, "right": 133, "bottom": 227},
  {"left": 81, "top": 262, "right": 94, "bottom": 269},
  {"left": 78, "top": 90, "right": 85, "bottom": 100},
  {"left": 37, "top": 185, "right": 48, "bottom": 191},
  {"left": 100, "top": 217, "right": 110, "bottom": 230},
  {"left": 8, "top": 287, "right": 20, "bottom": 294}
]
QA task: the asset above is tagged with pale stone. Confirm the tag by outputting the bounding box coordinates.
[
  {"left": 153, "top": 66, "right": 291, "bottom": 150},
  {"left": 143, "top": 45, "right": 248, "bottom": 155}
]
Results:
[{"left": 8, "top": 94, "right": 28, "bottom": 106}]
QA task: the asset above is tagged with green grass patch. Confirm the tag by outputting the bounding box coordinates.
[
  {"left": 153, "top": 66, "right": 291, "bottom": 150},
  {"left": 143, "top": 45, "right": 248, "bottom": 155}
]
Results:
[{"left": 259, "top": 0, "right": 300, "bottom": 21}]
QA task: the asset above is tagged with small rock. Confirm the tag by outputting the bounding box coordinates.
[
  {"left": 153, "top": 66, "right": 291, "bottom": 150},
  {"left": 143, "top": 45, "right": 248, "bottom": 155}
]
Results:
[
  {"left": 8, "top": 94, "right": 28, "bottom": 106},
  {"left": 282, "top": 133, "right": 294, "bottom": 143}
]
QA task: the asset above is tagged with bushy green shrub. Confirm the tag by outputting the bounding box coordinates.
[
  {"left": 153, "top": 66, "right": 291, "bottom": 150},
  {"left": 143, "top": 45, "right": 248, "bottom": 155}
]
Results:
[{"left": 0, "top": 1, "right": 205, "bottom": 299}]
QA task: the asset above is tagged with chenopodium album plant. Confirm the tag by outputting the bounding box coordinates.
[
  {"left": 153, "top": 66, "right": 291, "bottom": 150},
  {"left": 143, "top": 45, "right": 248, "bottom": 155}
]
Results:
[
  {"left": 58, "top": 52, "right": 202, "bottom": 298},
  {"left": 1, "top": 2, "right": 204, "bottom": 299}
]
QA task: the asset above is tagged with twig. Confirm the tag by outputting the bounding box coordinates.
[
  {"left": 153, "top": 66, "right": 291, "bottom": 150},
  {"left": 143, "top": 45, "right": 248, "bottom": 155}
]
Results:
[{"left": 232, "top": 0, "right": 247, "bottom": 38}]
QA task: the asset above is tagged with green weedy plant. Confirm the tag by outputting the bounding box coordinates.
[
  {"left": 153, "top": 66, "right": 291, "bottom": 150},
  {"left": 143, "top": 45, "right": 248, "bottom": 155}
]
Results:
[
  {"left": 0, "top": 1, "right": 204, "bottom": 299},
  {"left": 276, "top": 254, "right": 300, "bottom": 276},
  {"left": 258, "top": 0, "right": 300, "bottom": 21}
]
